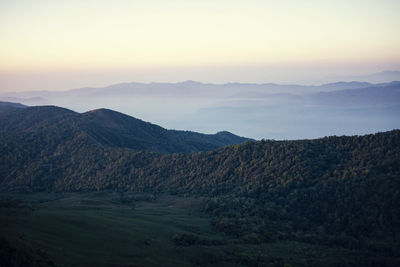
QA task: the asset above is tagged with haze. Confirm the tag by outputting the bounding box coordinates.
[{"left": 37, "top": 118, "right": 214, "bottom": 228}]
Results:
[
  {"left": 0, "top": 0, "right": 399, "bottom": 140},
  {"left": 1, "top": 0, "right": 400, "bottom": 92}
]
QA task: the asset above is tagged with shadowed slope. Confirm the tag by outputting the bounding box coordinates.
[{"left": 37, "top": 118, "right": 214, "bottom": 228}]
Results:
[{"left": 0, "top": 105, "right": 251, "bottom": 154}]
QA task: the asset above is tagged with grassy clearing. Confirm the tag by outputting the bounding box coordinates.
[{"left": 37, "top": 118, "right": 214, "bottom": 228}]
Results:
[
  {"left": 1, "top": 192, "right": 396, "bottom": 267},
  {"left": 0, "top": 192, "right": 229, "bottom": 266}
]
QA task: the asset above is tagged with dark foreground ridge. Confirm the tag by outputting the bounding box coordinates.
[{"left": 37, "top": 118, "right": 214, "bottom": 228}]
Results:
[
  {"left": 0, "top": 101, "right": 27, "bottom": 113},
  {"left": 0, "top": 105, "right": 250, "bottom": 154},
  {"left": 0, "top": 104, "right": 399, "bottom": 266}
]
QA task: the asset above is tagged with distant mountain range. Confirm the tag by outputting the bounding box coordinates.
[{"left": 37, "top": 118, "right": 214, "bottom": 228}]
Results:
[
  {"left": 330, "top": 70, "right": 400, "bottom": 84},
  {"left": 1, "top": 80, "right": 399, "bottom": 139},
  {"left": 2, "top": 81, "right": 399, "bottom": 107},
  {"left": 2, "top": 80, "right": 399, "bottom": 104},
  {"left": 308, "top": 81, "right": 400, "bottom": 107}
]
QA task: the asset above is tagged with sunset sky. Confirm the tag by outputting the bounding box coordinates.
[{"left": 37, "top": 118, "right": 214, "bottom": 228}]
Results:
[{"left": 1, "top": 0, "right": 399, "bottom": 92}]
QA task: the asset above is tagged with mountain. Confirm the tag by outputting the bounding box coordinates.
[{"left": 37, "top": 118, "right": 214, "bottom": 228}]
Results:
[
  {"left": 332, "top": 70, "right": 400, "bottom": 83},
  {"left": 61, "top": 80, "right": 398, "bottom": 97},
  {"left": 309, "top": 81, "right": 400, "bottom": 107},
  {"left": 319, "top": 81, "right": 374, "bottom": 91},
  {"left": 79, "top": 108, "right": 250, "bottom": 153},
  {"left": 1, "top": 105, "right": 399, "bottom": 265},
  {"left": 0, "top": 101, "right": 27, "bottom": 113},
  {"left": 0, "top": 105, "right": 250, "bottom": 155},
  {"left": 169, "top": 130, "right": 250, "bottom": 151},
  {"left": 2, "top": 80, "right": 396, "bottom": 103},
  {"left": 1, "top": 80, "right": 399, "bottom": 140},
  {"left": 0, "top": 97, "right": 49, "bottom": 106},
  {"left": 1, "top": 112, "right": 399, "bottom": 243}
]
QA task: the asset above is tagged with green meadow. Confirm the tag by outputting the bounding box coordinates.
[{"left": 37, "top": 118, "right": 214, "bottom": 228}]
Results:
[{"left": 0, "top": 192, "right": 395, "bottom": 267}]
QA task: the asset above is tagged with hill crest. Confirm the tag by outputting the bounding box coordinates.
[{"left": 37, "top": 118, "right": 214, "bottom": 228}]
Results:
[{"left": 0, "top": 105, "right": 251, "bottom": 154}]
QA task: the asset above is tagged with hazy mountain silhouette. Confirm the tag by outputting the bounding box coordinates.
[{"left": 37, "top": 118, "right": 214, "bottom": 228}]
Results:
[
  {"left": 1, "top": 80, "right": 398, "bottom": 139},
  {"left": 2, "top": 80, "right": 396, "bottom": 103},
  {"left": 309, "top": 81, "right": 400, "bottom": 107},
  {"left": 332, "top": 70, "right": 400, "bottom": 83}
]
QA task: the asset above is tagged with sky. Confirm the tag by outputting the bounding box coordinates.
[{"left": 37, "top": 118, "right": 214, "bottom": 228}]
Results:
[{"left": 1, "top": 0, "right": 400, "bottom": 92}]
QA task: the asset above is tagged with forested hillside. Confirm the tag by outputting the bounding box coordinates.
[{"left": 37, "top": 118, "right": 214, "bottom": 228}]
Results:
[
  {"left": 1, "top": 105, "right": 399, "bottom": 265},
  {"left": 0, "top": 105, "right": 249, "bottom": 154},
  {"left": 0, "top": 101, "right": 27, "bottom": 113}
]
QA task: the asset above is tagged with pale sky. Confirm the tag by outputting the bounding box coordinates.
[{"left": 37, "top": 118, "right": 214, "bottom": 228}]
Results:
[{"left": 1, "top": 0, "right": 399, "bottom": 92}]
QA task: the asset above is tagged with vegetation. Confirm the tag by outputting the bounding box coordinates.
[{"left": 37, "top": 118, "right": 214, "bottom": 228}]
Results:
[
  {"left": 1, "top": 192, "right": 397, "bottom": 267},
  {"left": 0, "top": 106, "right": 249, "bottom": 154},
  {"left": 0, "top": 101, "right": 27, "bottom": 113},
  {"left": 0, "top": 105, "right": 399, "bottom": 266}
]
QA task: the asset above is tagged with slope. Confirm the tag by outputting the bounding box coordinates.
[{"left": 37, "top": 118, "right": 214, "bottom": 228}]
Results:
[
  {"left": 1, "top": 106, "right": 399, "bottom": 264},
  {"left": 310, "top": 81, "right": 400, "bottom": 107},
  {"left": 0, "top": 106, "right": 250, "bottom": 155},
  {"left": 0, "top": 101, "right": 27, "bottom": 113},
  {"left": 81, "top": 108, "right": 249, "bottom": 153}
]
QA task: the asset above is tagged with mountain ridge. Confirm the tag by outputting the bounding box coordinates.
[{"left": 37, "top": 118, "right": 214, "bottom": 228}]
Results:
[
  {"left": 0, "top": 105, "right": 251, "bottom": 154},
  {"left": 0, "top": 101, "right": 27, "bottom": 113},
  {"left": 3, "top": 80, "right": 399, "bottom": 97},
  {"left": 0, "top": 104, "right": 399, "bottom": 265},
  {"left": 1, "top": 80, "right": 398, "bottom": 140}
]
